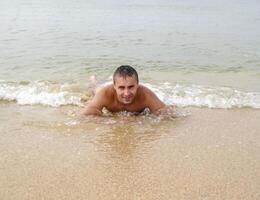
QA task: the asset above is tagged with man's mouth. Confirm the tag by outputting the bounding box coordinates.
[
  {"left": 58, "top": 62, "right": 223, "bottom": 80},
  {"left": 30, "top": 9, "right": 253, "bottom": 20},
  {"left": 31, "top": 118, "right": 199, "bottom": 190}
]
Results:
[{"left": 123, "top": 96, "right": 133, "bottom": 102}]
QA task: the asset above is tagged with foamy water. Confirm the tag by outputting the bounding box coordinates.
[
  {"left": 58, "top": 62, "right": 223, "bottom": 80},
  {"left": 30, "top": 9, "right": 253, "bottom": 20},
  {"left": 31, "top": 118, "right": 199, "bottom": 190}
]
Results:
[{"left": 1, "top": 80, "right": 259, "bottom": 108}]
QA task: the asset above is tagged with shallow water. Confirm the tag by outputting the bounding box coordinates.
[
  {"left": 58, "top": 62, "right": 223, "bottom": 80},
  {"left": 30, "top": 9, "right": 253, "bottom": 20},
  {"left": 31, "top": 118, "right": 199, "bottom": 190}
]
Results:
[
  {"left": 1, "top": 0, "right": 260, "bottom": 92},
  {"left": 1, "top": 103, "right": 260, "bottom": 199}
]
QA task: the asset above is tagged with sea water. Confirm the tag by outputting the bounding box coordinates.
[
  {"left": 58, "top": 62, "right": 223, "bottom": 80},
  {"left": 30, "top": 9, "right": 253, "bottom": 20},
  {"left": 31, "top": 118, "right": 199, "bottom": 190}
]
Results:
[
  {"left": 1, "top": 2, "right": 260, "bottom": 198},
  {"left": 1, "top": 0, "right": 260, "bottom": 108}
]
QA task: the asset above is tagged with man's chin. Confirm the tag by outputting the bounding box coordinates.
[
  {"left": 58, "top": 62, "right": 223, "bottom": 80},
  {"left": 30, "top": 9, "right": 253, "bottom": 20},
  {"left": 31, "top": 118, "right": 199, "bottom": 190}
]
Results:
[
  {"left": 122, "top": 101, "right": 132, "bottom": 105},
  {"left": 122, "top": 99, "right": 133, "bottom": 104}
]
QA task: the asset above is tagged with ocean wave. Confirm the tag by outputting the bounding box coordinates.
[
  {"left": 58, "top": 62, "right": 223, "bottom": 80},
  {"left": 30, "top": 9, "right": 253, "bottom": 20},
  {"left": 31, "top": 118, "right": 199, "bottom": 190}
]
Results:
[
  {"left": 0, "top": 81, "right": 85, "bottom": 107},
  {"left": 0, "top": 80, "right": 259, "bottom": 108},
  {"left": 145, "top": 83, "right": 260, "bottom": 109}
]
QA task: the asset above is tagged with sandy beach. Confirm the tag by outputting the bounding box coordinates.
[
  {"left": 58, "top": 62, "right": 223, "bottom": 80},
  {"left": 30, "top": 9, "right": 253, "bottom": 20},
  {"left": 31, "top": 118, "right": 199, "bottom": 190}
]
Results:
[
  {"left": 0, "top": 103, "right": 259, "bottom": 199},
  {"left": 1, "top": 0, "right": 260, "bottom": 199}
]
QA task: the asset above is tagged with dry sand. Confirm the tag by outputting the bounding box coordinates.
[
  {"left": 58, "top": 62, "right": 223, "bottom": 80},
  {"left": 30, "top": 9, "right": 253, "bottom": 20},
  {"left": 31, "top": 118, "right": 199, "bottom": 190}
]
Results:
[{"left": 0, "top": 103, "right": 260, "bottom": 199}]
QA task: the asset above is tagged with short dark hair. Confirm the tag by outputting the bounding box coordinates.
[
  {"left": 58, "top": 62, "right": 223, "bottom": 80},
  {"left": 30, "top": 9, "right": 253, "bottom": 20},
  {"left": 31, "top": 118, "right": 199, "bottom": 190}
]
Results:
[{"left": 113, "top": 65, "right": 139, "bottom": 83}]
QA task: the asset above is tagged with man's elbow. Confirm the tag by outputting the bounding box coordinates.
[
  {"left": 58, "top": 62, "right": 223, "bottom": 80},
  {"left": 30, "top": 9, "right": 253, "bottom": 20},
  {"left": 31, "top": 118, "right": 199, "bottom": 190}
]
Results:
[
  {"left": 80, "top": 107, "right": 102, "bottom": 117},
  {"left": 154, "top": 105, "right": 179, "bottom": 117},
  {"left": 151, "top": 104, "right": 166, "bottom": 115}
]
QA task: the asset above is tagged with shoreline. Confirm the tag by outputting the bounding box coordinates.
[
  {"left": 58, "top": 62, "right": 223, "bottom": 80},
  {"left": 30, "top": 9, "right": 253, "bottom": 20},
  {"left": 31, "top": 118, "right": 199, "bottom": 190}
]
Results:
[{"left": 0, "top": 103, "right": 260, "bottom": 199}]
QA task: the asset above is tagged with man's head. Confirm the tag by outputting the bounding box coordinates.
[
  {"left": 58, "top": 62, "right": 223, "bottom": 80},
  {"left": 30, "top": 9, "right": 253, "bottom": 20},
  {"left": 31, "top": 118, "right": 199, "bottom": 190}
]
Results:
[
  {"left": 113, "top": 65, "right": 139, "bottom": 105},
  {"left": 113, "top": 65, "right": 139, "bottom": 84}
]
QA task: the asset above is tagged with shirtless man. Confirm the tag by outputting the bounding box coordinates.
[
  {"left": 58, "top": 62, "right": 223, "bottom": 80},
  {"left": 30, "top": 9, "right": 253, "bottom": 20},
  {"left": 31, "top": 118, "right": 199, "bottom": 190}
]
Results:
[{"left": 81, "top": 65, "right": 167, "bottom": 116}]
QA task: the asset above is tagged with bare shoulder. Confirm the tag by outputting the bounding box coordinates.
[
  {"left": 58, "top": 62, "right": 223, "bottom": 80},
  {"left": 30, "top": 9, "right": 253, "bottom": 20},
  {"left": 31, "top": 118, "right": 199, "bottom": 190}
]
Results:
[
  {"left": 138, "top": 84, "right": 166, "bottom": 113},
  {"left": 93, "top": 84, "right": 114, "bottom": 104},
  {"left": 95, "top": 84, "right": 113, "bottom": 95},
  {"left": 139, "top": 84, "right": 152, "bottom": 91},
  {"left": 138, "top": 84, "right": 157, "bottom": 98},
  {"left": 80, "top": 84, "right": 114, "bottom": 116}
]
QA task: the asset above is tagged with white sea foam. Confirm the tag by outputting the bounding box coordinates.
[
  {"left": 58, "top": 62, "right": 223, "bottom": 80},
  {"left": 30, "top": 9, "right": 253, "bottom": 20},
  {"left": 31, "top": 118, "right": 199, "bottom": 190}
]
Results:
[
  {"left": 0, "top": 81, "right": 83, "bottom": 107},
  {"left": 145, "top": 83, "right": 260, "bottom": 109},
  {"left": 0, "top": 81, "right": 260, "bottom": 108}
]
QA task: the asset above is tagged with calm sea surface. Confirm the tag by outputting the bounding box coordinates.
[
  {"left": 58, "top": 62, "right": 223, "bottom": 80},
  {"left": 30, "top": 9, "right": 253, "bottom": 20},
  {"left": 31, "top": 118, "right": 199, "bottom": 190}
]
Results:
[{"left": 1, "top": 0, "right": 260, "bottom": 108}]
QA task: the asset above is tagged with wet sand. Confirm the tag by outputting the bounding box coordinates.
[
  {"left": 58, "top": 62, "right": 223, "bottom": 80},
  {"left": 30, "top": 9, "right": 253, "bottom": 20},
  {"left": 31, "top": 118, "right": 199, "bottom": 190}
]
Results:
[{"left": 0, "top": 103, "right": 260, "bottom": 199}]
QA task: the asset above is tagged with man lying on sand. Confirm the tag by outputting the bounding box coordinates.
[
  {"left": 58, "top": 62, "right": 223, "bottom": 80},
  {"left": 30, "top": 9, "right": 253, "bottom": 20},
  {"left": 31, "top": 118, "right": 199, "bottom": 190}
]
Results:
[{"left": 81, "top": 65, "right": 168, "bottom": 116}]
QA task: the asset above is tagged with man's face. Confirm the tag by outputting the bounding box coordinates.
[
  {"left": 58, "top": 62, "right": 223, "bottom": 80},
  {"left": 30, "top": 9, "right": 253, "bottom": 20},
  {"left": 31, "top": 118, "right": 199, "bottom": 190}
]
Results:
[{"left": 113, "top": 75, "right": 138, "bottom": 105}]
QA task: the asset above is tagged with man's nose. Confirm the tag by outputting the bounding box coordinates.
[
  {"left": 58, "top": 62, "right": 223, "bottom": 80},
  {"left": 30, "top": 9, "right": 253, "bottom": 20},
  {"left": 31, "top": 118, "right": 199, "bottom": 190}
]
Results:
[{"left": 124, "top": 89, "right": 130, "bottom": 96}]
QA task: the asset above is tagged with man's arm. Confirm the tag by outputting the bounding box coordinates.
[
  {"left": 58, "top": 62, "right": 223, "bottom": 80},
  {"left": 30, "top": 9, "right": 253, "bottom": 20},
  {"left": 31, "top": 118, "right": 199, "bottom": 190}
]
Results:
[
  {"left": 143, "top": 87, "right": 179, "bottom": 117},
  {"left": 143, "top": 86, "right": 166, "bottom": 114},
  {"left": 80, "top": 87, "right": 108, "bottom": 116}
]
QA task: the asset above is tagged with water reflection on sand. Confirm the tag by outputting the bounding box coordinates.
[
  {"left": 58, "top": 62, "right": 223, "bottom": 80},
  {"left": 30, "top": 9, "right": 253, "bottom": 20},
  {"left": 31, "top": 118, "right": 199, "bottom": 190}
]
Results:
[
  {"left": 64, "top": 108, "right": 187, "bottom": 161},
  {"left": 1, "top": 104, "right": 260, "bottom": 199}
]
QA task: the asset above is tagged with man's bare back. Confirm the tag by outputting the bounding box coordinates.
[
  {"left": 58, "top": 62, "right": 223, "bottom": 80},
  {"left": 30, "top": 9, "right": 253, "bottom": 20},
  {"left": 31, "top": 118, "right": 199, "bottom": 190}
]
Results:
[{"left": 81, "top": 65, "right": 166, "bottom": 116}]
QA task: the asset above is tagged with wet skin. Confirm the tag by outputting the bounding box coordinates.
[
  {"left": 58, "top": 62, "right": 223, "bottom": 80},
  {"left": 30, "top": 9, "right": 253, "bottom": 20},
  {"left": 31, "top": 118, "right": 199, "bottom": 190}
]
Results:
[{"left": 81, "top": 75, "right": 166, "bottom": 116}]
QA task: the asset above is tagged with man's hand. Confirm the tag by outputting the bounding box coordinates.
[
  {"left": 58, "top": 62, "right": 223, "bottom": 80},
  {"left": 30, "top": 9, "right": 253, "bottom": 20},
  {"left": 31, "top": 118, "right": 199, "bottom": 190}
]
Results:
[
  {"left": 80, "top": 87, "right": 108, "bottom": 116},
  {"left": 80, "top": 105, "right": 102, "bottom": 116},
  {"left": 154, "top": 105, "right": 180, "bottom": 118}
]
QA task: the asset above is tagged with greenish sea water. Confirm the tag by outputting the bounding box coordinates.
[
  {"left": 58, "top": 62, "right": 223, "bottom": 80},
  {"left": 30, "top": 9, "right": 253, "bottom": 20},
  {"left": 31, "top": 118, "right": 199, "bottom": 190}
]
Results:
[{"left": 1, "top": 0, "right": 260, "bottom": 108}]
